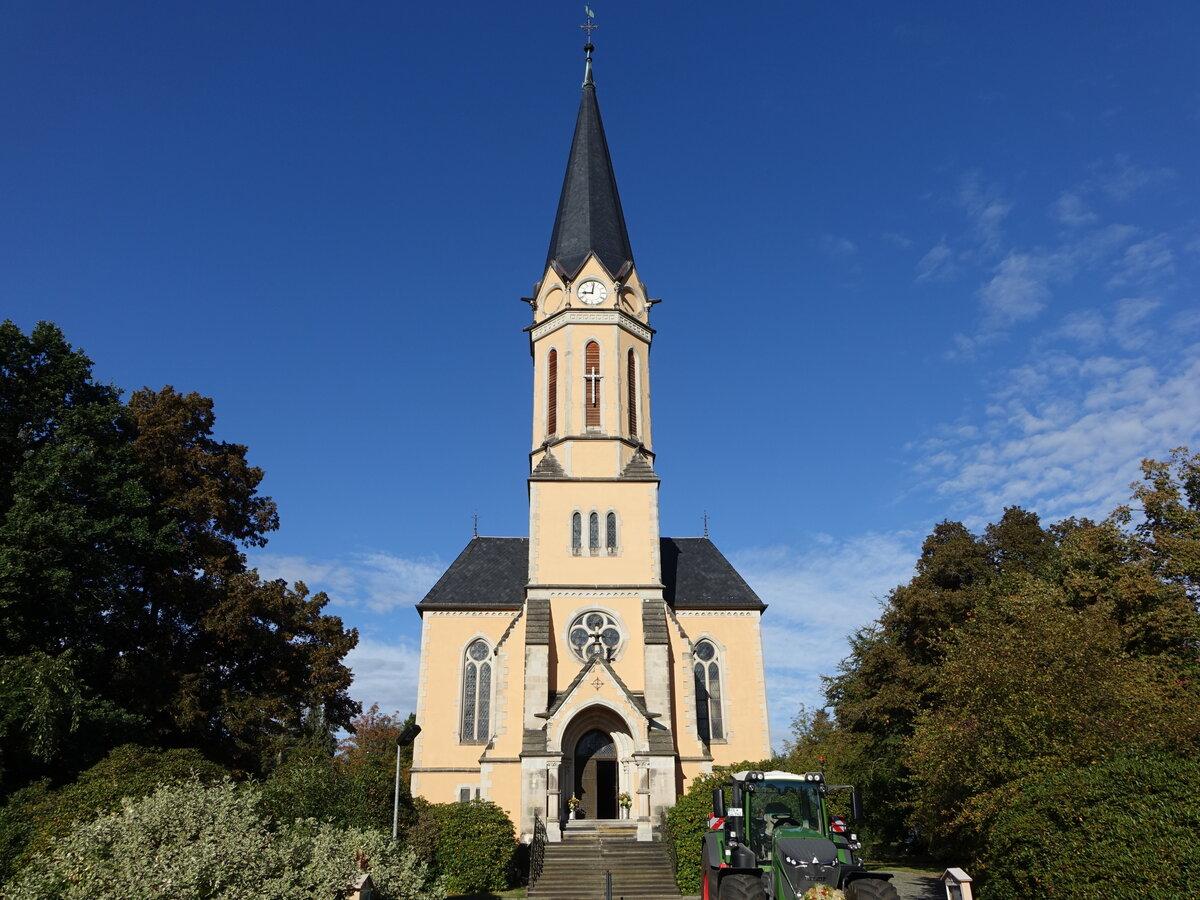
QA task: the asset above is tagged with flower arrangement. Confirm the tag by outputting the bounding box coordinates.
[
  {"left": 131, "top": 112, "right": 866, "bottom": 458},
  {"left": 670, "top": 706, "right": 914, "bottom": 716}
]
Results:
[
  {"left": 568, "top": 796, "right": 581, "bottom": 811},
  {"left": 802, "top": 887, "right": 844, "bottom": 900},
  {"left": 618, "top": 792, "right": 633, "bottom": 810}
]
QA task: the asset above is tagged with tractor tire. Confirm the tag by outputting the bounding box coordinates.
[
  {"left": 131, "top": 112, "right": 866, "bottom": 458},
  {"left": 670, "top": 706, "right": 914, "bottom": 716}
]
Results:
[
  {"left": 718, "top": 873, "right": 764, "bottom": 900},
  {"left": 844, "top": 877, "right": 902, "bottom": 900}
]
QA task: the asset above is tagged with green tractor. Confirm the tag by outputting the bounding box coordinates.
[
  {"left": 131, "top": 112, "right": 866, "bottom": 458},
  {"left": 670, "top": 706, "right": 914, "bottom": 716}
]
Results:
[{"left": 700, "top": 770, "right": 900, "bottom": 900}]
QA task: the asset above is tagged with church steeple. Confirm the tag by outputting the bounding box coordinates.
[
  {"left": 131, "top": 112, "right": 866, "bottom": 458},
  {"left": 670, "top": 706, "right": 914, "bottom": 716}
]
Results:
[{"left": 545, "top": 42, "right": 634, "bottom": 280}]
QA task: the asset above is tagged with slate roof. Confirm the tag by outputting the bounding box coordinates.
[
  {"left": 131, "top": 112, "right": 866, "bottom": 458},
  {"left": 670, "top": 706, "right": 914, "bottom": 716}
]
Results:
[
  {"left": 660, "top": 537, "right": 766, "bottom": 611},
  {"left": 417, "top": 536, "right": 764, "bottom": 612},
  {"left": 545, "top": 47, "right": 634, "bottom": 280},
  {"left": 416, "top": 537, "right": 528, "bottom": 612}
]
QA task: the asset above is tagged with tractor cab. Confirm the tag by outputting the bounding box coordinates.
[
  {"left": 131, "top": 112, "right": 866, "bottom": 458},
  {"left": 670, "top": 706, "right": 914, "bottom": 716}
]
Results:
[{"left": 702, "top": 770, "right": 896, "bottom": 900}]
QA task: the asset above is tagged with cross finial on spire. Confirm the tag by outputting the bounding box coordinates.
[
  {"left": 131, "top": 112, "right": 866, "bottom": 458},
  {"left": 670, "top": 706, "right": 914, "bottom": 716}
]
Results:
[
  {"left": 580, "top": 6, "right": 597, "bottom": 86},
  {"left": 473, "top": 512, "right": 479, "bottom": 537},
  {"left": 703, "top": 511, "right": 710, "bottom": 538}
]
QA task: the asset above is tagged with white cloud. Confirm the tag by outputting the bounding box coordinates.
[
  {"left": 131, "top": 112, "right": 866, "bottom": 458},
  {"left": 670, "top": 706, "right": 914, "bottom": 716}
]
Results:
[
  {"left": 923, "top": 342, "right": 1200, "bottom": 525},
  {"left": 818, "top": 234, "right": 858, "bottom": 258},
  {"left": 979, "top": 253, "right": 1053, "bottom": 327},
  {"left": 731, "top": 534, "right": 919, "bottom": 748},
  {"left": 1050, "top": 191, "right": 1097, "bottom": 227},
  {"left": 255, "top": 550, "right": 444, "bottom": 613},
  {"left": 1093, "top": 154, "right": 1176, "bottom": 202},
  {"left": 1108, "top": 234, "right": 1174, "bottom": 288},
  {"left": 345, "top": 636, "right": 422, "bottom": 717},
  {"left": 958, "top": 173, "right": 1012, "bottom": 254},
  {"left": 915, "top": 240, "right": 957, "bottom": 283}
]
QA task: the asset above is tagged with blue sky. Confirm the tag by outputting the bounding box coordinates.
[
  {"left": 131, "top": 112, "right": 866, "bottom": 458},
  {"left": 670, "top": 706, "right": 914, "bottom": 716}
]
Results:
[{"left": 4, "top": 2, "right": 1198, "bottom": 748}]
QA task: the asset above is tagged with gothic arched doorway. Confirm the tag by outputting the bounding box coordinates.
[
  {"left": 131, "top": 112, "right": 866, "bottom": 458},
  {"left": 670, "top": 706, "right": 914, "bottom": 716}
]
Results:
[{"left": 573, "top": 728, "right": 618, "bottom": 819}]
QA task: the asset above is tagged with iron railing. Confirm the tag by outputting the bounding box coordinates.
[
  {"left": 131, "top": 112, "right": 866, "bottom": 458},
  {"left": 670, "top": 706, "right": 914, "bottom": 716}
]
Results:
[{"left": 529, "top": 813, "right": 547, "bottom": 889}]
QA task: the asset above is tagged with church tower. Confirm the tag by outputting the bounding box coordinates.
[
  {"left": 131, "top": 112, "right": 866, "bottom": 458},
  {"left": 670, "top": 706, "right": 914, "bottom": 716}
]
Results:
[{"left": 409, "top": 38, "right": 771, "bottom": 843}]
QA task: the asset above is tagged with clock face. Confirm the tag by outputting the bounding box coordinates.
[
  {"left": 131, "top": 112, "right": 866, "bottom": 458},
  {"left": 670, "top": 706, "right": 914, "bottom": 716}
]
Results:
[{"left": 577, "top": 280, "right": 609, "bottom": 305}]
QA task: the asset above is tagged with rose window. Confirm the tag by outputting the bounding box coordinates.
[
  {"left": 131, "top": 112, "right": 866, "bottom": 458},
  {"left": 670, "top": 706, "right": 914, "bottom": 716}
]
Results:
[{"left": 568, "top": 611, "right": 622, "bottom": 661}]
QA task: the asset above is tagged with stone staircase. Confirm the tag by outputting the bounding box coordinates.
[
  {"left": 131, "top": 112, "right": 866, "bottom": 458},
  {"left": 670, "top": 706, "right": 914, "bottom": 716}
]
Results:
[{"left": 528, "top": 821, "right": 683, "bottom": 900}]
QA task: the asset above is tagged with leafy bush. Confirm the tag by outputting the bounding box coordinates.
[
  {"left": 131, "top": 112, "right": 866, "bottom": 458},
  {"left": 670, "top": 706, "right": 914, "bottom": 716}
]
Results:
[
  {"left": 665, "top": 770, "right": 725, "bottom": 895},
  {"left": 978, "top": 751, "right": 1200, "bottom": 899},
  {"left": 6, "top": 778, "right": 444, "bottom": 900},
  {"left": 411, "top": 799, "right": 516, "bottom": 894},
  {"left": 0, "top": 743, "right": 227, "bottom": 883}
]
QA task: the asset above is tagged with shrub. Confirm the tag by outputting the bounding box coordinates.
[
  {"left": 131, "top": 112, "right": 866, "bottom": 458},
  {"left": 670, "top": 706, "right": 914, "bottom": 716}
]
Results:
[
  {"left": 665, "top": 770, "right": 725, "bottom": 895},
  {"left": 411, "top": 799, "right": 516, "bottom": 894},
  {"left": 6, "top": 778, "right": 444, "bottom": 900},
  {"left": 978, "top": 751, "right": 1200, "bottom": 899},
  {"left": 0, "top": 743, "right": 227, "bottom": 883}
]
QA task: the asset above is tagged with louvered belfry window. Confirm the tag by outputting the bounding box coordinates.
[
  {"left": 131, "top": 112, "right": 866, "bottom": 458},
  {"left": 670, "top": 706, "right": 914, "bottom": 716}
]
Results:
[
  {"left": 547, "top": 349, "right": 558, "bottom": 437},
  {"left": 627, "top": 349, "right": 637, "bottom": 438},
  {"left": 584, "top": 341, "right": 601, "bottom": 429}
]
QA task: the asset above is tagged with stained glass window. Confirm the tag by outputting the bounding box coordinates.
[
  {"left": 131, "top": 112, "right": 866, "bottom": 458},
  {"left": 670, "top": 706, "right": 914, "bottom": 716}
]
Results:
[
  {"left": 572, "top": 512, "right": 582, "bottom": 555},
  {"left": 460, "top": 640, "right": 492, "bottom": 743},
  {"left": 694, "top": 641, "right": 725, "bottom": 742},
  {"left": 606, "top": 512, "right": 617, "bottom": 552},
  {"left": 589, "top": 512, "right": 600, "bottom": 553},
  {"left": 568, "top": 611, "right": 622, "bottom": 661}
]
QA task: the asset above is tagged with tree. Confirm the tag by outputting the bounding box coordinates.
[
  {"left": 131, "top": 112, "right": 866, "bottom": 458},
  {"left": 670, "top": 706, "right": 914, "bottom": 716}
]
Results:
[
  {"left": 338, "top": 706, "right": 415, "bottom": 830},
  {"left": 0, "top": 320, "right": 359, "bottom": 791}
]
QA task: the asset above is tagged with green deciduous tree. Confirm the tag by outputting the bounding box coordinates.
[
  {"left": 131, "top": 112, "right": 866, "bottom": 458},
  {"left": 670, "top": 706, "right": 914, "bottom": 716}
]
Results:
[{"left": 0, "top": 321, "right": 359, "bottom": 792}]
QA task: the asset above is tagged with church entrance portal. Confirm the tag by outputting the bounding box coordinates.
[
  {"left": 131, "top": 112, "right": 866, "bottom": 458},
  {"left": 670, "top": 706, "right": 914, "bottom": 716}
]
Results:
[{"left": 573, "top": 729, "right": 618, "bottom": 819}]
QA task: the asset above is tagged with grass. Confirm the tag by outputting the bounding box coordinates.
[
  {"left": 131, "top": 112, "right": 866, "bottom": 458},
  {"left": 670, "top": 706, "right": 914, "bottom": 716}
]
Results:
[{"left": 445, "top": 889, "right": 527, "bottom": 900}]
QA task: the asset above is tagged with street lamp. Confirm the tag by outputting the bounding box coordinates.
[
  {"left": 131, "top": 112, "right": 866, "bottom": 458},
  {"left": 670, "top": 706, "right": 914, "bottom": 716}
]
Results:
[{"left": 392, "top": 721, "right": 422, "bottom": 840}]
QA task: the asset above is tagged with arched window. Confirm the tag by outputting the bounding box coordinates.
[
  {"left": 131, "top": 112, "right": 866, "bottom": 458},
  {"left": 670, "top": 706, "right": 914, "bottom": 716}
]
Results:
[
  {"left": 584, "top": 341, "right": 601, "bottom": 429},
  {"left": 626, "top": 349, "right": 637, "bottom": 438},
  {"left": 572, "top": 512, "right": 582, "bottom": 555},
  {"left": 547, "top": 349, "right": 558, "bottom": 437},
  {"left": 589, "top": 512, "right": 600, "bottom": 554},
  {"left": 606, "top": 512, "right": 617, "bottom": 554},
  {"left": 693, "top": 640, "right": 725, "bottom": 742},
  {"left": 461, "top": 640, "right": 492, "bottom": 743}
]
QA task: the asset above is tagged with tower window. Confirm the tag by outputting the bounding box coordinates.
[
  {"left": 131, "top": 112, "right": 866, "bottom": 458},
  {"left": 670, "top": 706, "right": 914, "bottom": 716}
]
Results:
[
  {"left": 606, "top": 512, "right": 617, "bottom": 554},
  {"left": 460, "top": 639, "right": 492, "bottom": 743},
  {"left": 547, "top": 349, "right": 558, "bottom": 437},
  {"left": 627, "top": 349, "right": 637, "bottom": 438},
  {"left": 572, "top": 512, "right": 582, "bottom": 555},
  {"left": 693, "top": 640, "right": 725, "bottom": 742},
  {"left": 589, "top": 512, "right": 600, "bottom": 554},
  {"left": 584, "top": 341, "right": 601, "bottom": 429}
]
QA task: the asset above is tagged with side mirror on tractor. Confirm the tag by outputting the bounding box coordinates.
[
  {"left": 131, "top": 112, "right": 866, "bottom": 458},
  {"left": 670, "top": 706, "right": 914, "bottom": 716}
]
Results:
[
  {"left": 851, "top": 787, "right": 864, "bottom": 823},
  {"left": 712, "top": 788, "right": 727, "bottom": 819}
]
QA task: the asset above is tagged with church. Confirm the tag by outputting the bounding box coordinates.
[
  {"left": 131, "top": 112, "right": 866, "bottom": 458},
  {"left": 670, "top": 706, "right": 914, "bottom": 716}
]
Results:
[{"left": 408, "top": 40, "right": 771, "bottom": 842}]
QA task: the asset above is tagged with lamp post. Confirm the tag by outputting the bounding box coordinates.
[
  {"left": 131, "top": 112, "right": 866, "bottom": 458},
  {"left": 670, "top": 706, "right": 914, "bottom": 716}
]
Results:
[{"left": 392, "top": 721, "right": 422, "bottom": 840}]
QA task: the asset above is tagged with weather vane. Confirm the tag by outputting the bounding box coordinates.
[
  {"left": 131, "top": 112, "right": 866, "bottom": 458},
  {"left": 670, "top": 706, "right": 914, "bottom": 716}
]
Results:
[
  {"left": 581, "top": 6, "right": 598, "bottom": 43},
  {"left": 473, "top": 512, "right": 479, "bottom": 537},
  {"left": 703, "top": 510, "right": 710, "bottom": 538}
]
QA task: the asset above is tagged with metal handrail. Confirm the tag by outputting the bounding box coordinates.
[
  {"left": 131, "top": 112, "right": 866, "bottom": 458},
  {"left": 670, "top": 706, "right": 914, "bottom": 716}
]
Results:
[{"left": 529, "top": 813, "right": 548, "bottom": 889}]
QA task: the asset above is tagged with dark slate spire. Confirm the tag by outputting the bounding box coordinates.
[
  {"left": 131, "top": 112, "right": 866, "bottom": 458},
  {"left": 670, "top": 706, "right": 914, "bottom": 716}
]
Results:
[{"left": 545, "top": 42, "right": 635, "bottom": 280}]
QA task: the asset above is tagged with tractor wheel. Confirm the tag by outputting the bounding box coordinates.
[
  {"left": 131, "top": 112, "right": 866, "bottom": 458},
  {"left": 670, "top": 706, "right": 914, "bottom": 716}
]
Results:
[
  {"left": 717, "top": 873, "right": 763, "bottom": 900},
  {"left": 844, "top": 878, "right": 902, "bottom": 900}
]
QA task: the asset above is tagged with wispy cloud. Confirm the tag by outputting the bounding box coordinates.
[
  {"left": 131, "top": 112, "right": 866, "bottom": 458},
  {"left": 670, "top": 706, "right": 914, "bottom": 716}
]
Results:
[
  {"left": 915, "top": 240, "right": 957, "bottom": 282},
  {"left": 345, "top": 636, "right": 423, "bottom": 718},
  {"left": 1092, "top": 154, "right": 1176, "bottom": 202},
  {"left": 818, "top": 234, "right": 859, "bottom": 259},
  {"left": 732, "top": 534, "right": 920, "bottom": 747},
  {"left": 255, "top": 550, "right": 444, "bottom": 613},
  {"left": 1049, "top": 191, "right": 1097, "bottom": 228},
  {"left": 917, "top": 331, "right": 1200, "bottom": 525},
  {"left": 958, "top": 172, "right": 1012, "bottom": 254}
]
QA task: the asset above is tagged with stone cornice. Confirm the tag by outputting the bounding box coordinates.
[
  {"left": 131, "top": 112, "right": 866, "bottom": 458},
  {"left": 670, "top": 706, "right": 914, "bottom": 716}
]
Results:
[{"left": 527, "top": 308, "right": 654, "bottom": 344}]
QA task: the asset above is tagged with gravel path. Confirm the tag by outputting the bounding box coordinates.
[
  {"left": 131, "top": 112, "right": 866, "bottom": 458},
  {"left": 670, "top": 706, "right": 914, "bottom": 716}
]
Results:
[{"left": 883, "top": 869, "right": 945, "bottom": 899}]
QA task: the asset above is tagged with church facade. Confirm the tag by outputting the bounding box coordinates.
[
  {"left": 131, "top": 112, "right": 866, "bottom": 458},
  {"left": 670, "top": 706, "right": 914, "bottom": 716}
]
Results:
[{"left": 409, "top": 44, "right": 771, "bottom": 841}]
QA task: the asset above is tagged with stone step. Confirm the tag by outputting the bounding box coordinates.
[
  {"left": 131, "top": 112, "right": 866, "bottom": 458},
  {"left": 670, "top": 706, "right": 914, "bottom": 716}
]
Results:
[{"left": 528, "top": 833, "right": 682, "bottom": 900}]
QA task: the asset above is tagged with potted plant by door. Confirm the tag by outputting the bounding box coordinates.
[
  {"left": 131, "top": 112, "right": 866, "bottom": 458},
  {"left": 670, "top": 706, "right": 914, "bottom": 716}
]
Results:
[
  {"left": 618, "top": 792, "right": 633, "bottom": 818},
  {"left": 568, "top": 796, "right": 582, "bottom": 819}
]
